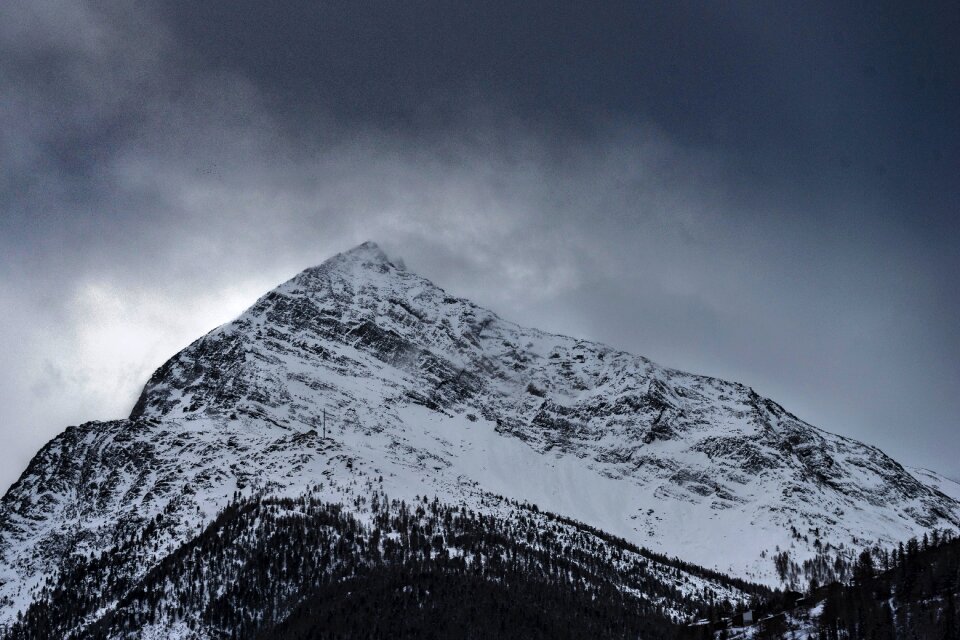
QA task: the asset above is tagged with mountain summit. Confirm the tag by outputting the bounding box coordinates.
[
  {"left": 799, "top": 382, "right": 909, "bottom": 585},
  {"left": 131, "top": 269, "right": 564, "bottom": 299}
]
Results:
[{"left": 2, "top": 242, "right": 958, "bottom": 632}]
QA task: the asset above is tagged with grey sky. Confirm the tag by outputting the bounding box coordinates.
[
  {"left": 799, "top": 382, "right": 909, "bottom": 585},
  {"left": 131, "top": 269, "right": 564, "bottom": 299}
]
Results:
[{"left": 1, "top": 1, "right": 958, "bottom": 493}]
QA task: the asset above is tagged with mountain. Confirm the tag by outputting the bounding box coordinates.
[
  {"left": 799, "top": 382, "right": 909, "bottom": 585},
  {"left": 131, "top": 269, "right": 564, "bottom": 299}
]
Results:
[{"left": 1, "top": 241, "right": 957, "bottom": 635}]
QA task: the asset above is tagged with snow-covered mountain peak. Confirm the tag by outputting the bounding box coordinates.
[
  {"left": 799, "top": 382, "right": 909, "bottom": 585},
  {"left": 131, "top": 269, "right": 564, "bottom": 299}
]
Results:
[
  {"left": 320, "top": 239, "right": 392, "bottom": 269},
  {"left": 289, "top": 240, "right": 399, "bottom": 294},
  {"left": 120, "top": 243, "right": 959, "bottom": 580},
  {"left": 3, "top": 242, "right": 959, "bottom": 628}
]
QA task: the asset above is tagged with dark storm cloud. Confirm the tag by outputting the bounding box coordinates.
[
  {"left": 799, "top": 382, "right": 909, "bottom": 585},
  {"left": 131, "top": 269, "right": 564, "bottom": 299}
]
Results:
[
  {"left": 153, "top": 1, "right": 959, "bottom": 209},
  {"left": 1, "top": 0, "right": 958, "bottom": 492}
]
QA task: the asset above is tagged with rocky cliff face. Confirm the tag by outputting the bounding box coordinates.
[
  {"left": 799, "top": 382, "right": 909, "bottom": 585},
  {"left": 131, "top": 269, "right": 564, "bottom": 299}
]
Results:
[{"left": 1, "top": 241, "right": 957, "bottom": 629}]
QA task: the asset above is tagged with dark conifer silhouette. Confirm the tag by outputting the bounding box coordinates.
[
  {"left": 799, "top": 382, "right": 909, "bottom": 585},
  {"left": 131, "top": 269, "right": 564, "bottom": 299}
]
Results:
[{"left": 2, "top": 488, "right": 772, "bottom": 639}]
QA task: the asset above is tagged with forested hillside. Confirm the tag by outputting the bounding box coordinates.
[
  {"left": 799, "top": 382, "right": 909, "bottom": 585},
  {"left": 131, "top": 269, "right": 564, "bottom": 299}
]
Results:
[
  {"left": 812, "top": 530, "right": 960, "bottom": 639},
  {"left": 3, "top": 487, "right": 769, "bottom": 639}
]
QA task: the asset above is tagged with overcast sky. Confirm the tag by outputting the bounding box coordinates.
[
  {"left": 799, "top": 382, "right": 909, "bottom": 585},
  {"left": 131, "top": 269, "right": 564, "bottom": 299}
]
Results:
[{"left": 1, "top": 1, "right": 958, "bottom": 493}]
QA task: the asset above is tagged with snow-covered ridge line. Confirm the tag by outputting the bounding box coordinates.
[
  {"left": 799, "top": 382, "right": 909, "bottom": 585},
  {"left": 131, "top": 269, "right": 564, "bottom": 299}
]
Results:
[{"left": 908, "top": 466, "right": 960, "bottom": 502}]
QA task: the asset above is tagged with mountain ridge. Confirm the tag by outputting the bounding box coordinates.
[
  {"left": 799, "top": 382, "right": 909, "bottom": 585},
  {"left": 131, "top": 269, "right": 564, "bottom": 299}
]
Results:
[{"left": 1, "top": 241, "right": 957, "bottom": 632}]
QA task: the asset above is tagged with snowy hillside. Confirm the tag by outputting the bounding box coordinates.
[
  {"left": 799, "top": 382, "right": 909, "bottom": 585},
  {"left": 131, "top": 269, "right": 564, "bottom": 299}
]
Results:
[
  {"left": 909, "top": 466, "right": 960, "bottom": 502},
  {"left": 1, "top": 241, "right": 957, "bottom": 633}
]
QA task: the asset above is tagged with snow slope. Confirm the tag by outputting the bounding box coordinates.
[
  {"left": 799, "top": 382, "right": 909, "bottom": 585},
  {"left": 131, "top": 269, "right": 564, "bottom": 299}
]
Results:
[{"left": 909, "top": 466, "right": 960, "bottom": 503}]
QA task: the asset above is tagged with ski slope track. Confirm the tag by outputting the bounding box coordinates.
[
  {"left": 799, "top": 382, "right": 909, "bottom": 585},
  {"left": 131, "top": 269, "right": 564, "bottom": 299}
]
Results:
[{"left": 2, "top": 241, "right": 958, "bottom": 629}]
